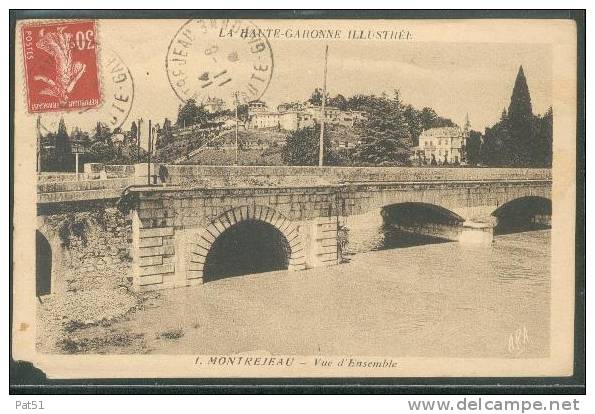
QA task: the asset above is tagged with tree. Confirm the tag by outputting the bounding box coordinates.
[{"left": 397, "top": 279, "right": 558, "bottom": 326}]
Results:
[
  {"left": 86, "top": 140, "right": 117, "bottom": 164},
  {"left": 93, "top": 122, "right": 112, "bottom": 142},
  {"left": 129, "top": 121, "right": 138, "bottom": 146},
  {"left": 480, "top": 66, "right": 552, "bottom": 167},
  {"left": 507, "top": 65, "right": 534, "bottom": 165},
  {"left": 176, "top": 99, "right": 211, "bottom": 128},
  {"left": 281, "top": 125, "right": 339, "bottom": 166},
  {"left": 327, "top": 94, "right": 348, "bottom": 111},
  {"left": 237, "top": 104, "right": 249, "bottom": 122},
  {"left": 466, "top": 130, "right": 482, "bottom": 165},
  {"left": 155, "top": 118, "right": 173, "bottom": 149},
  {"left": 307, "top": 88, "right": 326, "bottom": 106},
  {"left": 70, "top": 127, "right": 90, "bottom": 144},
  {"left": 533, "top": 107, "right": 553, "bottom": 167},
  {"left": 54, "top": 118, "right": 71, "bottom": 155},
  {"left": 54, "top": 118, "right": 74, "bottom": 171},
  {"left": 482, "top": 109, "right": 511, "bottom": 166},
  {"left": 351, "top": 91, "right": 413, "bottom": 166},
  {"left": 407, "top": 106, "right": 456, "bottom": 147},
  {"left": 419, "top": 107, "right": 455, "bottom": 130}
]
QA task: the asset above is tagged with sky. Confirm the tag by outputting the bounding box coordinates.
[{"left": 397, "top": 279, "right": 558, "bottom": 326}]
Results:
[{"left": 35, "top": 19, "right": 553, "bottom": 148}]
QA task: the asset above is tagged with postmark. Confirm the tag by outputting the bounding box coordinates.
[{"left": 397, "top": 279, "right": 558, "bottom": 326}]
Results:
[
  {"left": 38, "top": 48, "right": 134, "bottom": 132},
  {"left": 21, "top": 20, "right": 101, "bottom": 113},
  {"left": 166, "top": 19, "right": 274, "bottom": 104}
]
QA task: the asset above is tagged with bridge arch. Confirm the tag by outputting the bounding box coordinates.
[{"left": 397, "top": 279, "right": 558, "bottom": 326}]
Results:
[
  {"left": 35, "top": 221, "right": 63, "bottom": 296},
  {"left": 36, "top": 231, "right": 52, "bottom": 296},
  {"left": 187, "top": 205, "right": 305, "bottom": 283},
  {"left": 381, "top": 202, "right": 465, "bottom": 225},
  {"left": 492, "top": 196, "right": 552, "bottom": 234},
  {"left": 378, "top": 202, "right": 467, "bottom": 246}
]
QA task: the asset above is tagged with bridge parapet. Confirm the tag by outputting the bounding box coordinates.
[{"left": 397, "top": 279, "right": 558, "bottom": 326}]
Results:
[
  {"left": 161, "top": 165, "right": 552, "bottom": 187},
  {"left": 37, "top": 166, "right": 552, "bottom": 205},
  {"left": 37, "top": 177, "right": 136, "bottom": 204}
]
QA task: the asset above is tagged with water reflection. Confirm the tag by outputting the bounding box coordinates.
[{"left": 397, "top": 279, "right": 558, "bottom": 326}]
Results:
[
  {"left": 374, "top": 225, "right": 450, "bottom": 250},
  {"left": 347, "top": 219, "right": 551, "bottom": 254},
  {"left": 494, "top": 221, "right": 551, "bottom": 236}
]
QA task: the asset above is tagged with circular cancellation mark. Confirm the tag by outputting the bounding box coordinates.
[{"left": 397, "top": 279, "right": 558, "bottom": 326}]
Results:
[
  {"left": 166, "top": 19, "right": 274, "bottom": 104},
  {"left": 39, "top": 48, "right": 135, "bottom": 133}
]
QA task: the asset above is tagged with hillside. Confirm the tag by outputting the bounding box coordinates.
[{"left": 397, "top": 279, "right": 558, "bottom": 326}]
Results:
[
  {"left": 180, "top": 147, "right": 283, "bottom": 166},
  {"left": 217, "top": 129, "right": 288, "bottom": 146},
  {"left": 155, "top": 123, "right": 363, "bottom": 163}
]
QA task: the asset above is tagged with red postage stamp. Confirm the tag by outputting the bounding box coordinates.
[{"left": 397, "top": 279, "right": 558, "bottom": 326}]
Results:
[{"left": 21, "top": 20, "right": 101, "bottom": 113}]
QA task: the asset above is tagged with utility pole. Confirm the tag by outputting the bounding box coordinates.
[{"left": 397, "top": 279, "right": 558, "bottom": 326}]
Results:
[
  {"left": 137, "top": 118, "right": 143, "bottom": 163},
  {"left": 233, "top": 91, "right": 240, "bottom": 166},
  {"left": 75, "top": 151, "right": 79, "bottom": 179},
  {"left": 318, "top": 45, "right": 329, "bottom": 167},
  {"left": 36, "top": 115, "right": 41, "bottom": 172},
  {"left": 147, "top": 119, "right": 152, "bottom": 185}
]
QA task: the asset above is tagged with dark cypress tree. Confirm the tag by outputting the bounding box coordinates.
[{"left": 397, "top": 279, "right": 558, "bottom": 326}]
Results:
[
  {"left": 509, "top": 66, "right": 533, "bottom": 118},
  {"left": 54, "top": 118, "right": 71, "bottom": 155},
  {"left": 507, "top": 65, "right": 534, "bottom": 165},
  {"left": 54, "top": 118, "right": 73, "bottom": 171},
  {"left": 130, "top": 121, "right": 138, "bottom": 146}
]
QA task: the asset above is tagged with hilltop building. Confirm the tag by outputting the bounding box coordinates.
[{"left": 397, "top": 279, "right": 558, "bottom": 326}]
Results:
[
  {"left": 203, "top": 97, "right": 226, "bottom": 113},
  {"left": 247, "top": 99, "right": 365, "bottom": 131},
  {"left": 247, "top": 99, "right": 268, "bottom": 113}
]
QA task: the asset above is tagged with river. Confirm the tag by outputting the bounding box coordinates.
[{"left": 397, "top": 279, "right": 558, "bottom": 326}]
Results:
[
  {"left": 341, "top": 226, "right": 551, "bottom": 358},
  {"left": 129, "top": 227, "right": 551, "bottom": 358},
  {"left": 47, "top": 227, "right": 551, "bottom": 358}
]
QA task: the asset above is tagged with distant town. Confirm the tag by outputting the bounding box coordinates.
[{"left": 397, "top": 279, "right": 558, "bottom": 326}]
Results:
[{"left": 38, "top": 65, "right": 552, "bottom": 172}]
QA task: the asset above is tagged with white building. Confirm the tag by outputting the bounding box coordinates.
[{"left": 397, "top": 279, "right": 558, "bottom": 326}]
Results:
[
  {"left": 248, "top": 100, "right": 365, "bottom": 131},
  {"left": 415, "top": 126, "right": 468, "bottom": 164},
  {"left": 248, "top": 100, "right": 268, "bottom": 113},
  {"left": 203, "top": 97, "right": 226, "bottom": 113},
  {"left": 249, "top": 111, "right": 280, "bottom": 129}
]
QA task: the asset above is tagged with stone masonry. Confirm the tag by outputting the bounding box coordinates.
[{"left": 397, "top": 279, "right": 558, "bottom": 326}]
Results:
[
  {"left": 123, "top": 175, "right": 551, "bottom": 292},
  {"left": 127, "top": 185, "right": 341, "bottom": 291},
  {"left": 37, "top": 166, "right": 552, "bottom": 294}
]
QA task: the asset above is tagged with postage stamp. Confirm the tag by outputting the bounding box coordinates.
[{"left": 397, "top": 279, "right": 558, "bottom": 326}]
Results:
[
  {"left": 21, "top": 20, "right": 101, "bottom": 113},
  {"left": 38, "top": 48, "right": 134, "bottom": 132},
  {"left": 166, "top": 19, "right": 274, "bottom": 104}
]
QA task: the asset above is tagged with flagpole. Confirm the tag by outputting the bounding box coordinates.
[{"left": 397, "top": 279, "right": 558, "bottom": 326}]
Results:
[{"left": 318, "top": 45, "right": 328, "bottom": 167}]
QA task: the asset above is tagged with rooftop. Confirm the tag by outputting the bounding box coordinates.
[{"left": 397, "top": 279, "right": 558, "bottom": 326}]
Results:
[{"left": 420, "top": 126, "right": 463, "bottom": 137}]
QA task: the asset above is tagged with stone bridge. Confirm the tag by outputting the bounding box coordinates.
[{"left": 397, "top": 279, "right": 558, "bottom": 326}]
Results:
[{"left": 36, "top": 165, "right": 552, "bottom": 293}]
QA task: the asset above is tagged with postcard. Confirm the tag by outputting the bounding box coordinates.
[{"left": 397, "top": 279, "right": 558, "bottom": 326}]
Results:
[{"left": 11, "top": 15, "right": 578, "bottom": 379}]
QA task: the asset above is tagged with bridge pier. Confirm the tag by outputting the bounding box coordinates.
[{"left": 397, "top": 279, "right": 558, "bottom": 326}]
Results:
[
  {"left": 342, "top": 207, "right": 498, "bottom": 251},
  {"left": 459, "top": 220, "right": 496, "bottom": 245},
  {"left": 340, "top": 208, "right": 385, "bottom": 253}
]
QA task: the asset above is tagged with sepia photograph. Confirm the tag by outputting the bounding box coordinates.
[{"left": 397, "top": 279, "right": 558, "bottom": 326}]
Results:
[{"left": 10, "top": 11, "right": 581, "bottom": 382}]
